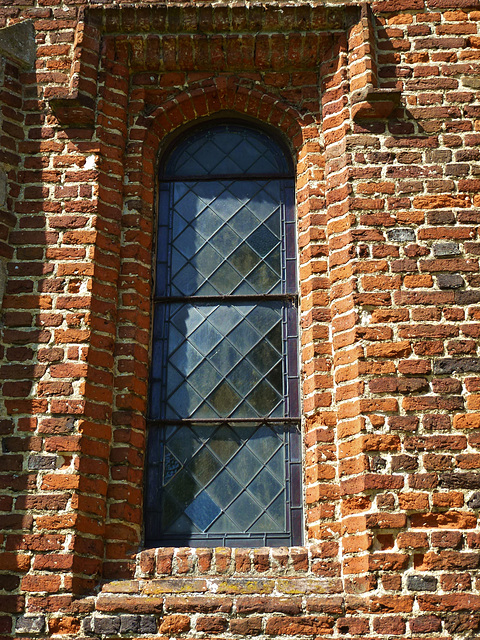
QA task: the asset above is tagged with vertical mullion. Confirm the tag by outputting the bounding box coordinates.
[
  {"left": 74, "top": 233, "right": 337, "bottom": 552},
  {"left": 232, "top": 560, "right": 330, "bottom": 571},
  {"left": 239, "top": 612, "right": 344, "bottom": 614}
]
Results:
[
  {"left": 156, "top": 184, "right": 171, "bottom": 298},
  {"left": 284, "top": 183, "right": 297, "bottom": 295}
]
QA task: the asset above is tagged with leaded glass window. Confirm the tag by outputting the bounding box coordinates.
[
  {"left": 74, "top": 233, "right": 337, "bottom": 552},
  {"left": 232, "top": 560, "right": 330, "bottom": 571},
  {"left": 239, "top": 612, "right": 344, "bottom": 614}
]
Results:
[{"left": 145, "top": 122, "right": 302, "bottom": 547}]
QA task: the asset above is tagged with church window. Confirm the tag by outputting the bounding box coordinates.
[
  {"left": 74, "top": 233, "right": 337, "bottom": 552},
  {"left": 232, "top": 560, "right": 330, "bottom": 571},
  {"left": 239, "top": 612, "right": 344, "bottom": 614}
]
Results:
[{"left": 145, "top": 121, "right": 302, "bottom": 547}]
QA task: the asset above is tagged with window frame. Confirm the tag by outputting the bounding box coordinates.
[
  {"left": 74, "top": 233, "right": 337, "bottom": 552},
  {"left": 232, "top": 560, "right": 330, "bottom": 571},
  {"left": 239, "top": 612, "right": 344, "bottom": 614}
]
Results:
[{"left": 144, "top": 118, "right": 303, "bottom": 548}]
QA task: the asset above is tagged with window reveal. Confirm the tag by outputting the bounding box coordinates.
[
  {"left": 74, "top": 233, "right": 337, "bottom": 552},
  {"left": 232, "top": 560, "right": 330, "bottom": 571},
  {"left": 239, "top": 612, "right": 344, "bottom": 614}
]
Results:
[{"left": 145, "top": 122, "right": 302, "bottom": 547}]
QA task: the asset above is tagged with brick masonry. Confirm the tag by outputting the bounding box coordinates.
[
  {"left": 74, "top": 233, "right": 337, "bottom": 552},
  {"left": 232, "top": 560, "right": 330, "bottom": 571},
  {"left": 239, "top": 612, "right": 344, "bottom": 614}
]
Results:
[{"left": 1, "top": 0, "right": 480, "bottom": 638}]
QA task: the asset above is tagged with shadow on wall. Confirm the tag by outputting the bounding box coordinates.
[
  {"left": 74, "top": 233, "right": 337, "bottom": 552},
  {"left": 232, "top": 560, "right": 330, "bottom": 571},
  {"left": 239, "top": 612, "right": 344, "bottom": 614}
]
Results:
[
  {"left": 0, "top": 18, "right": 96, "bottom": 628},
  {"left": 0, "top": 21, "right": 36, "bottom": 309}
]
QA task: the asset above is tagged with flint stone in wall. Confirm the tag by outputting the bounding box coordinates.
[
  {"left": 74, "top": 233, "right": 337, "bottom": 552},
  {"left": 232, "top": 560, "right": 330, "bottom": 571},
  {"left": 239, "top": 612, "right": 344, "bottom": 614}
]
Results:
[
  {"left": 437, "top": 273, "right": 464, "bottom": 289},
  {"left": 407, "top": 575, "right": 438, "bottom": 591},
  {"left": 468, "top": 492, "right": 480, "bottom": 509},
  {"left": 370, "top": 457, "right": 387, "bottom": 472},
  {"left": 440, "top": 473, "right": 480, "bottom": 490},
  {"left": 15, "top": 616, "right": 45, "bottom": 634},
  {"left": 93, "top": 616, "right": 121, "bottom": 635},
  {"left": 432, "top": 242, "right": 460, "bottom": 257},
  {"left": 387, "top": 228, "right": 416, "bottom": 242},
  {"left": 434, "top": 358, "right": 480, "bottom": 374}
]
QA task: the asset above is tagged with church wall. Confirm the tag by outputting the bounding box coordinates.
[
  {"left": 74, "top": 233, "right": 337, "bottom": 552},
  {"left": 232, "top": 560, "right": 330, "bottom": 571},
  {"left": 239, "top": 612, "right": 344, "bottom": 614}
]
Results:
[{"left": 1, "top": 1, "right": 480, "bottom": 638}]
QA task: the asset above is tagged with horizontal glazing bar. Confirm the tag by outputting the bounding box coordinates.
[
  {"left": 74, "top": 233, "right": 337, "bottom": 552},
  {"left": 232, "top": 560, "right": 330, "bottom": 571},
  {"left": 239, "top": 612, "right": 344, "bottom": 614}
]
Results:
[
  {"left": 154, "top": 293, "right": 299, "bottom": 304},
  {"left": 160, "top": 173, "right": 294, "bottom": 182},
  {"left": 147, "top": 417, "right": 301, "bottom": 425}
]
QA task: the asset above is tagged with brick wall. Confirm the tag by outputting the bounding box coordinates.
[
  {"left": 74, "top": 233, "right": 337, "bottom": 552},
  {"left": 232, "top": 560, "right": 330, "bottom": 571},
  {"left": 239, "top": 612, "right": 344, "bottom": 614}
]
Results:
[{"left": 1, "top": 1, "right": 480, "bottom": 638}]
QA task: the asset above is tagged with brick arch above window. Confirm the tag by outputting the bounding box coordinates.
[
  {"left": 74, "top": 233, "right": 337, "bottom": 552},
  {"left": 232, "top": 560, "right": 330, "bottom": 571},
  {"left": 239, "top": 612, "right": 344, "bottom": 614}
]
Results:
[{"left": 137, "top": 79, "right": 317, "bottom": 172}]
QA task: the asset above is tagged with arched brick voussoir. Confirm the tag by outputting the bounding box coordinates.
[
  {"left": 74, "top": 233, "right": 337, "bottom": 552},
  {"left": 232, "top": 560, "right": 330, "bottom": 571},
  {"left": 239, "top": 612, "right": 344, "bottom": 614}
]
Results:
[{"left": 128, "top": 78, "right": 316, "bottom": 200}]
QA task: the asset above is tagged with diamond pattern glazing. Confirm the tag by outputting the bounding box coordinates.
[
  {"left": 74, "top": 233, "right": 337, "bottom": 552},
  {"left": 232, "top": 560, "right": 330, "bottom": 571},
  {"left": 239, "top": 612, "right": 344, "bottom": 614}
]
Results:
[
  {"left": 161, "top": 423, "right": 286, "bottom": 534},
  {"left": 147, "top": 121, "right": 301, "bottom": 546},
  {"left": 168, "top": 181, "right": 282, "bottom": 297},
  {"left": 164, "top": 125, "right": 290, "bottom": 177},
  {"left": 161, "top": 302, "right": 284, "bottom": 419}
]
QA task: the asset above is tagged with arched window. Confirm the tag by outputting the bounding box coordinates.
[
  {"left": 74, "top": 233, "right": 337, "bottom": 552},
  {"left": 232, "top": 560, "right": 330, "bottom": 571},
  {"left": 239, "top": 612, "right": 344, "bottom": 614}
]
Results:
[{"left": 145, "top": 121, "right": 302, "bottom": 547}]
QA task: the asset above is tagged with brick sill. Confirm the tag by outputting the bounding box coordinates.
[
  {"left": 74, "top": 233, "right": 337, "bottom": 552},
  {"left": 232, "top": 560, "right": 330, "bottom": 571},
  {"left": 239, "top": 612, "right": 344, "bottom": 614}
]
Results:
[{"left": 134, "top": 546, "right": 338, "bottom": 578}]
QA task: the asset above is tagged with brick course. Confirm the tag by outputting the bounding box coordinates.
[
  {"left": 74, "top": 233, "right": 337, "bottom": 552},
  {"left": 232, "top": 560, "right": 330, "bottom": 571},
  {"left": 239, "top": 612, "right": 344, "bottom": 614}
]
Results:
[{"left": 1, "top": 0, "right": 480, "bottom": 638}]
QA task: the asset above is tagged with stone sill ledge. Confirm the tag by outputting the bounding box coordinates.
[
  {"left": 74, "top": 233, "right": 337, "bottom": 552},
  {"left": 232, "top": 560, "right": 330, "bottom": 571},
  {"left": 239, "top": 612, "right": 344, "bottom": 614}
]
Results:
[{"left": 102, "top": 576, "right": 342, "bottom": 597}]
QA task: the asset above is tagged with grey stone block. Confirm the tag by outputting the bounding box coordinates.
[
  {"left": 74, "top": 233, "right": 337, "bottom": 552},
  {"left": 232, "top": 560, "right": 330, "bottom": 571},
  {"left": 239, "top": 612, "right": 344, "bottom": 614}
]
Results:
[
  {"left": 441, "top": 473, "right": 480, "bottom": 490},
  {"left": 407, "top": 575, "right": 437, "bottom": 591},
  {"left": 81, "top": 617, "right": 93, "bottom": 635},
  {"left": 16, "top": 616, "right": 45, "bottom": 634},
  {"left": 434, "top": 358, "right": 480, "bottom": 375},
  {"left": 0, "top": 20, "right": 35, "bottom": 69},
  {"left": 455, "top": 290, "right": 480, "bottom": 305},
  {"left": 93, "top": 616, "right": 121, "bottom": 635},
  {"left": 28, "top": 455, "right": 57, "bottom": 470},
  {"left": 433, "top": 242, "right": 460, "bottom": 257},
  {"left": 120, "top": 615, "right": 140, "bottom": 634},
  {"left": 387, "top": 228, "right": 416, "bottom": 243},
  {"left": 140, "top": 615, "right": 157, "bottom": 634},
  {"left": 118, "top": 614, "right": 157, "bottom": 635},
  {"left": 437, "top": 273, "right": 464, "bottom": 289}
]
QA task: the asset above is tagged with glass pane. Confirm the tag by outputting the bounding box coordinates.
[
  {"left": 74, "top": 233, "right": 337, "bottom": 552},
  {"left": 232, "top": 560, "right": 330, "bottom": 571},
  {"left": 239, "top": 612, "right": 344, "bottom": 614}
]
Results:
[
  {"left": 149, "top": 422, "right": 291, "bottom": 540},
  {"left": 227, "top": 492, "right": 263, "bottom": 530},
  {"left": 246, "top": 381, "right": 282, "bottom": 416},
  {"left": 184, "top": 491, "right": 221, "bottom": 531},
  {"left": 188, "top": 447, "right": 222, "bottom": 485},
  {"left": 165, "top": 469, "right": 200, "bottom": 508},
  {"left": 246, "top": 424, "right": 283, "bottom": 460},
  {"left": 152, "top": 302, "right": 285, "bottom": 420},
  {"left": 208, "top": 512, "right": 239, "bottom": 533},
  {"left": 250, "top": 468, "right": 283, "bottom": 505},
  {"left": 250, "top": 512, "right": 281, "bottom": 533},
  {"left": 228, "top": 447, "right": 262, "bottom": 485},
  {"left": 167, "top": 181, "right": 283, "bottom": 296},
  {"left": 147, "top": 122, "right": 301, "bottom": 546},
  {"left": 208, "top": 470, "right": 242, "bottom": 508},
  {"left": 207, "top": 425, "right": 241, "bottom": 463},
  {"left": 167, "top": 427, "right": 201, "bottom": 464},
  {"left": 164, "top": 124, "right": 291, "bottom": 177},
  {"left": 228, "top": 360, "right": 262, "bottom": 396},
  {"left": 164, "top": 450, "right": 181, "bottom": 482}
]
